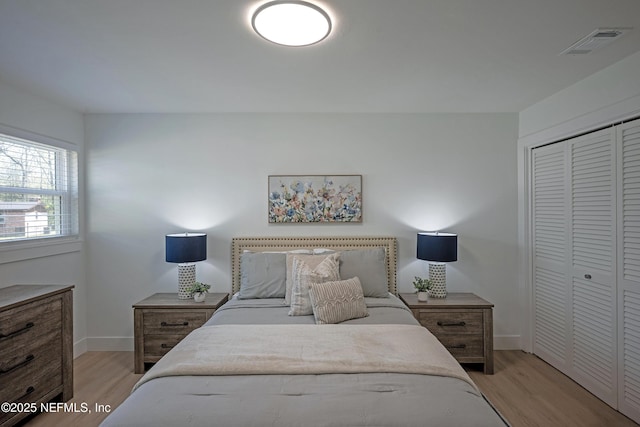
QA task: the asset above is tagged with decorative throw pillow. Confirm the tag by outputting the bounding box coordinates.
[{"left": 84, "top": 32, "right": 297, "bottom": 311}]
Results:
[
  {"left": 308, "top": 277, "right": 369, "bottom": 324},
  {"left": 288, "top": 253, "right": 340, "bottom": 316},
  {"left": 284, "top": 252, "right": 338, "bottom": 305}
]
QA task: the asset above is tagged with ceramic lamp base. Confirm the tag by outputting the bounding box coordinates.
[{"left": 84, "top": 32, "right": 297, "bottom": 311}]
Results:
[
  {"left": 177, "top": 263, "right": 196, "bottom": 299},
  {"left": 428, "top": 263, "right": 447, "bottom": 298}
]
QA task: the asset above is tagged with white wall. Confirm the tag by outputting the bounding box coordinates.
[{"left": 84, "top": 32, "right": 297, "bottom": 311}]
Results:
[
  {"left": 519, "top": 51, "right": 640, "bottom": 141},
  {"left": 0, "top": 79, "right": 87, "bottom": 356},
  {"left": 85, "top": 113, "right": 520, "bottom": 350},
  {"left": 3, "top": 49, "right": 637, "bottom": 357}
]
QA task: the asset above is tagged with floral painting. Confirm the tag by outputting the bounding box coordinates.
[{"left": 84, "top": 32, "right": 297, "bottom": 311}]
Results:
[{"left": 268, "top": 175, "right": 362, "bottom": 223}]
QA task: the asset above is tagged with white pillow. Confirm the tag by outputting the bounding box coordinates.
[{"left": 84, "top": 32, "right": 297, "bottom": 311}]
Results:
[
  {"left": 288, "top": 253, "right": 340, "bottom": 316},
  {"left": 285, "top": 252, "right": 338, "bottom": 305}
]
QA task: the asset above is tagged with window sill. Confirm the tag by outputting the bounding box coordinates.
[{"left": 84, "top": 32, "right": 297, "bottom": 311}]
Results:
[{"left": 0, "top": 236, "right": 83, "bottom": 264}]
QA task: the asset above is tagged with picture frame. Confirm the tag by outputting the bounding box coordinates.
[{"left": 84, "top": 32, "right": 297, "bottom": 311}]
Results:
[{"left": 268, "top": 175, "right": 362, "bottom": 223}]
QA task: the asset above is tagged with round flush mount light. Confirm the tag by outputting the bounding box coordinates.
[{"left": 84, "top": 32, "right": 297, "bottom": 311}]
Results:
[{"left": 252, "top": 1, "right": 332, "bottom": 47}]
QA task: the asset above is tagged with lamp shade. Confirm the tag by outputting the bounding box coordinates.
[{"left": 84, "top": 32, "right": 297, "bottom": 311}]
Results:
[
  {"left": 165, "top": 233, "right": 207, "bottom": 263},
  {"left": 417, "top": 232, "right": 457, "bottom": 262}
]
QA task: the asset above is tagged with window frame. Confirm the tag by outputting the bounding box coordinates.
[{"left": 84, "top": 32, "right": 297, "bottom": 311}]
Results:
[{"left": 0, "top": 125, "right": 82, "bottom": 263}]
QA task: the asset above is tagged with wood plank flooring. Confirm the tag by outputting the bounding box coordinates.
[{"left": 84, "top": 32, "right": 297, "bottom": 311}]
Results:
[
  {"left": 23, "top": 352, "right": 142, "bottom": 427},
  {"left": 22, "top": 350, "right": 638, "bottom": 427},
  {"left": 467, "top": 351, "right": 638, "bottom": 427}
]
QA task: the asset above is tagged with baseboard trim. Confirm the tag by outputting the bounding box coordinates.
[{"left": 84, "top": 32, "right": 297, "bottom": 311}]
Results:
[
  {"left": 73, "top": 338, "right": 88, "bottom": 358},
  {"left": 495, "top": 335, "right": 520, "bottom": 350},
  {"left": 86, "top": 337, "right": 134, "bottom": 352}
]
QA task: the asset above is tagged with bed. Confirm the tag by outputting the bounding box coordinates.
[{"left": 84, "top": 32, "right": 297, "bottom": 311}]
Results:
[{"left": 102, "top": 236, "right": 508, "bottom": 427}]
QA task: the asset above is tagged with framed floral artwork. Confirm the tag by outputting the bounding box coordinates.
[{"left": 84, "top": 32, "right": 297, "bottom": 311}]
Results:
[{"left": 268, "top": 175, "right": 362, "bottom": 223}]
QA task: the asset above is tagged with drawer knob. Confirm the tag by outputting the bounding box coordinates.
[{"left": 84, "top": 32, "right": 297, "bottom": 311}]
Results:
[
  {"left": 447, "top": 344, "right": 467, "bottom": 349},
  {"left": 161, "top": 343, "right": 175, "bottom": 349},
  {"left": 584, "top": 274, "right": 592, "bottom": 280},
  {"left": 160, "top": 321, "right": 189, "bottom": 327},
  {"left": 0, "top": 322, "right": 34, "bottom": 340},
  {"left": 437, "top": 321, "right": 466, "bottom": 327},
  {"left": 0, "top": 354, "right": 35, "bottom": 375}
]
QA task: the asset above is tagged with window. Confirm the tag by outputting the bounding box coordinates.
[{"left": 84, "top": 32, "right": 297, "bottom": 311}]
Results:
[{"left": 0, "top": 132, "right": 78, "bottom": 243}]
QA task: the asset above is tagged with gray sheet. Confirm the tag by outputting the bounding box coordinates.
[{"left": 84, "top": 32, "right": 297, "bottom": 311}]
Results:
[{"left": 101, "top": 296, "right": 509, "bottom": 427}]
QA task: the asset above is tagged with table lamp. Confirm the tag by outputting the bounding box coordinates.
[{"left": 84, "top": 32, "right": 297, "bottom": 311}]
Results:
[
  {"left": 166, "top": 232, "right": 207, "bottom": 299},
  {"left": 417, "top": 232, "right": 457, "bottom": 298}
]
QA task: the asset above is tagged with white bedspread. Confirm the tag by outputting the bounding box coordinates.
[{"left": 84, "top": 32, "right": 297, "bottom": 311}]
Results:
[{"left": 133, "top": 324, "right": 477, "bottom": 392}]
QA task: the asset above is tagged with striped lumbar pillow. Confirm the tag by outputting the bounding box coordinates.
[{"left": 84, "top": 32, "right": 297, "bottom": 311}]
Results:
[
  {"left": 288, "top": 253, "right": 340, "bottom": 316},
  {"left": 308, "top": 277, "right": 369, "bottom": 324}
]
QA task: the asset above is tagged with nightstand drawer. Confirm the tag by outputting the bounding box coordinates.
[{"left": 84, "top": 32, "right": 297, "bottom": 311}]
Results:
[
  {"left": 416, "top": 310, "right": 483, "bottom": 335},
  {"left": 434, "top": 334, "right": 484, "bottom": 359},
  {"left": 143, "top": 311, "right": 207, "bottom": 335},
  {"left": 143, "top": 334, "right": 188, "bottom": 359}
]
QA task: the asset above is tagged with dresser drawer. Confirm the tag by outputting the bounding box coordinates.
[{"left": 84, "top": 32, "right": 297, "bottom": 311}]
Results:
[
  {"left": 0, "top": 366, "right": 62, "bottom": 425},
  {"left": 143, "top": 311, "right": 207, "bottom": 335},
  {"left": 0, "top": 329, "right": 62, "bottom": 404},
  {"left": 0, "top": 298, "right": 62, "bottom": 362},
  {"left": 416, "top": 310, "right": 483, "bottom": 336}
]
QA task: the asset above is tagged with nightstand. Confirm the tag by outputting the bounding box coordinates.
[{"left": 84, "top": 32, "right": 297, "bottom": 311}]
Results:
[
  {"left": 399, "top": 292, "right": 494, "bottom": 374},
  {"left": 133, "top": 292, "right": 229, "bottom": 373}
]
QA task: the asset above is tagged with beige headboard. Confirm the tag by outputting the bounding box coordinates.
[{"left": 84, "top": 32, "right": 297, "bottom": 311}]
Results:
[{"left": 231, "top": 236, "right": 398, "bottom": 295}]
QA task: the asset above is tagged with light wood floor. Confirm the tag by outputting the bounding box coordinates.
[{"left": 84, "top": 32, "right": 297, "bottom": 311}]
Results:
[
  {"left": 23, "top": 350, "right": 638, "bottom": 427},
  {"left": 23, "top": 352, "right": 142, "bottom": 427},
  {"left": 467, "top": 351, "right": 638, "bottom": 427}
]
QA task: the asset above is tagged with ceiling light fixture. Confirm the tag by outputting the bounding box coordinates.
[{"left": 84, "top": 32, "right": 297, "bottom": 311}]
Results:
[{"left": 252, "top": 1, "right": 332, "bottom": 47}]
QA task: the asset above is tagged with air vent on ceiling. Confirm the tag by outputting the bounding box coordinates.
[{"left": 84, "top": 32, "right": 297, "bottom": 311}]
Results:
[{"left": 559, "top": 27, "right": 633, "bottom": 55}]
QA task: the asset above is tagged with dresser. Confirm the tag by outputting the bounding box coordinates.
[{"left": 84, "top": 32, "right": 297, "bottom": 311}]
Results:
[
  {"left": 133, "top": 292, "right": 229, "bottom": 374},
  {"left": 399, "top": 292, "right": 494, "bottom": 374},
  {"left": 0, "top": 285, "right": 74, "bottom": 426}
]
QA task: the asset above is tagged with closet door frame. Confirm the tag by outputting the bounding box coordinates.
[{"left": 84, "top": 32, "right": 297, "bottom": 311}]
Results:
[
  {"left": 530, "top": 127, "right": 618, "bottom": 407},
  {"left": 519, "top": 104, "right": 640, "bottom": 355}
]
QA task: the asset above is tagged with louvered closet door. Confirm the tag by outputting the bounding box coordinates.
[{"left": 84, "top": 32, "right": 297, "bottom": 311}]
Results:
[
  {"left": 532, "top": 143, "right": 571, "bottom": 372},
  {"left": 618, "top": 119, "right": 640, "bottom": 423},
  {"left": 569, "top": 128, "right": 617, "bottom": 407}
]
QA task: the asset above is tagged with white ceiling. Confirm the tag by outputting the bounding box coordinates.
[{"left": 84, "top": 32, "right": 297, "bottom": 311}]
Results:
[{"left": 0, "top": 0, "right": 639, "bottom": 114}]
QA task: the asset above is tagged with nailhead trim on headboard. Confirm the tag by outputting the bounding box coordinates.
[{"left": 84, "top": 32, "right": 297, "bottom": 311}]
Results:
[{"left": 231, "top": 236, "right": 398, "bottom": 295}]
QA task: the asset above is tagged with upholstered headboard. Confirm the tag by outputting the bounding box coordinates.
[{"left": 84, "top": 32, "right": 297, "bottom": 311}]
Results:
[{"left": 231, "top": 236, "right": 398, "bottom": 295}]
